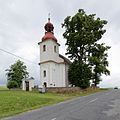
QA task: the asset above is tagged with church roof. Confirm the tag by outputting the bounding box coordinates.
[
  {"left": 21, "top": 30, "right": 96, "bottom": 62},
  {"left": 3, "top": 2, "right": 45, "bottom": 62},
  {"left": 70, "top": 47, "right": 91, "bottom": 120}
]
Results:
[
  {"left": 23, "top": 77, "right": 34, "bottom": 81},
  {"left": 38, "top": 55, "right": 71, "bottom": 65},
  {"left": 42, "top": 32, "right": 57, "bottom": 42},
  {"left": 59, "top": 54, "right": 72, "bottom": 65}
]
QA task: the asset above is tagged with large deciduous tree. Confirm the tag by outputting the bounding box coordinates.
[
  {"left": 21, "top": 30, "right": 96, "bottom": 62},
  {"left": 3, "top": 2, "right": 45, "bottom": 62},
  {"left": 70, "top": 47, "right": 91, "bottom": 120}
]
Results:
[
  {"left": 62, "top": 9, "right": 110, "bottom": 88},
  {"left": 6, "top": 60, "right": 29, "bottom": 89}
]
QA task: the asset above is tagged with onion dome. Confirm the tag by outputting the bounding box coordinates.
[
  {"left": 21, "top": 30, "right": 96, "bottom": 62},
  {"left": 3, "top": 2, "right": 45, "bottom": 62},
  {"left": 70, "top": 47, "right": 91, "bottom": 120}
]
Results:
[{"left": 42, "top": 18, "right": 57, "bottom": 42}]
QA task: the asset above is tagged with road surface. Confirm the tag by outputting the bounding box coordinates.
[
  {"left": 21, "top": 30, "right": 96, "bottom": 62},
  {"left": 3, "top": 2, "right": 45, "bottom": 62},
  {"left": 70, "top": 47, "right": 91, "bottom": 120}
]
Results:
[{"left": 2, "top": 89, "right": 120, "bottom": 120}]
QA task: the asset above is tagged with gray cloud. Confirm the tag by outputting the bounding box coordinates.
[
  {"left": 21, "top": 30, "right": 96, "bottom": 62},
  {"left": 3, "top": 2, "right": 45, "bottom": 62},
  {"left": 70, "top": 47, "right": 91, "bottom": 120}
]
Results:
[{"left": 0, "top": 0, "right": 120, "bottom": 88}]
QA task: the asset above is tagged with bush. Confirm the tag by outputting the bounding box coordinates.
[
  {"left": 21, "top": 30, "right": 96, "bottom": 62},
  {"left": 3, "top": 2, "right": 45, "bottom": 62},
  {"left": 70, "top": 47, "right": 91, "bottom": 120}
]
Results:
[
  {"left": 47, "top": 87, "right": 81, "bottom": 94},
  {"left": 68, "top": 61, "right": 91, "bottom": 89},
  {"left": 7, "top": 81, "right": 18, "bottom": 89}
]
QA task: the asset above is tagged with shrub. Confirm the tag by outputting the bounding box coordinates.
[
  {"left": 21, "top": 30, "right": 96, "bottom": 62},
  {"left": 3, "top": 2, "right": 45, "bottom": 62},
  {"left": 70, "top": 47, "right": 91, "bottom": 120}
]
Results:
[{"left": 7, "top": 81, "right": 18, "bottom": 89}]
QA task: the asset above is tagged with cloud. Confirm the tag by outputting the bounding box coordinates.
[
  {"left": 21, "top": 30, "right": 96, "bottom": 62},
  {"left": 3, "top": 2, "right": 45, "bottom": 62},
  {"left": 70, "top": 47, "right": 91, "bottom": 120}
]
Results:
[{"left": 0, "top": 0, "right": 120, "bottom": 88}]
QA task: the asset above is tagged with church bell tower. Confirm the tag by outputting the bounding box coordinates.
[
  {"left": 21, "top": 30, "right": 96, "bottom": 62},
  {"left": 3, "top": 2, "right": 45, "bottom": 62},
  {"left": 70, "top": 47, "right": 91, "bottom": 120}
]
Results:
[
  {"left": 38, "top": 16, "right": 71, "bottom": 88},
  {"left": 38, "top": 17, "right": 64, "bottom": 87}
]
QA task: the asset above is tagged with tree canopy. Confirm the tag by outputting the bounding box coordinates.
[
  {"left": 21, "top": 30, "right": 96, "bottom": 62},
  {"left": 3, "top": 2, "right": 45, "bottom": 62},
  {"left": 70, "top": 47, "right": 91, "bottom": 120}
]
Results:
[
  {"left": 6, "top": 60, "right": 29, "bottom": 89},
  {"left": 62, "top": 9, "right": 110, "bottom": 88}
]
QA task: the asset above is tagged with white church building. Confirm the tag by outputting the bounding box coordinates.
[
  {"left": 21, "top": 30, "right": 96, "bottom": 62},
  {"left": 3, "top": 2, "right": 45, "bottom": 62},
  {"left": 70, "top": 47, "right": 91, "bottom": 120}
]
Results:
[{"left": 38, "top": 18, "right": 71, "bottom": 87}]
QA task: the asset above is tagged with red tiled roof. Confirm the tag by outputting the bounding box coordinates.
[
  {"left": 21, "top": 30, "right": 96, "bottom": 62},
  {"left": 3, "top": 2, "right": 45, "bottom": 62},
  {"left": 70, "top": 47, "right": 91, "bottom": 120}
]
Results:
[{"left": 42, "top": 32, "right": 57, "bottom": 42}]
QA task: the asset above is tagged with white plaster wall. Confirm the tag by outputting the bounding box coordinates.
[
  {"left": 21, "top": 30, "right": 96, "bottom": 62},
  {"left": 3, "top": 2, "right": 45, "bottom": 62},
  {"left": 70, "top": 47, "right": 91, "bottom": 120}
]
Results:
[
  {"left": 22, "top": 79, "right": 34, "bottom": 91},
  {"left": 29, "top": 80, "right": 34, "bottom": 91},
  {"left": 40, "top": 63, "right": 50, "bottom": 87},
  {"left": 22, "top": 80, "right": 26, "bottom": 91},
  {"left": 40, "top": 62, "right": 66, "bottom": 87},
  {"left": 58, "top": 63, "right": 66, "bottom": 87},
  {"left": 39, "top": 40, "right": 64, "bottom": 63},
  {"left": 65, "top": 64, "right": 69, "bottom": 87}
]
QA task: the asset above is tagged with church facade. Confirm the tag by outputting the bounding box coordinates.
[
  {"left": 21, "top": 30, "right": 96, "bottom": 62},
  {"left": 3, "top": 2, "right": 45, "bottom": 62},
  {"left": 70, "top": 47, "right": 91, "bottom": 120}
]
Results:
[{"left": 38, "top": 18, "right": 71, "bottom": 87}]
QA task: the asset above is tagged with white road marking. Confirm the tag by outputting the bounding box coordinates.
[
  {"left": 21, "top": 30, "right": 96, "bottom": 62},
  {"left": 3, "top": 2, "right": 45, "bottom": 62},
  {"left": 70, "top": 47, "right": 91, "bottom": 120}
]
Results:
[
  {"left": 88, "top": 98, "right": 98, "bottom": 103},
  {"left": 51, "top": 118, "right": 56, "bottom": 120},
  {"left": 105, "top": 93, "right": 110, "bottom": 95}
]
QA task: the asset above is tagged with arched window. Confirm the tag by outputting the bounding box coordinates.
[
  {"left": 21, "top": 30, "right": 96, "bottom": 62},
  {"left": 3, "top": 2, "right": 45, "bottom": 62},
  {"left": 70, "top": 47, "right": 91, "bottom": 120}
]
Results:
[
  {"left": 43, "top": 45, "right": 46, "bottom": 52},
  {"left": 54, "top": 46, "right": 56, "bottom": 52},
  {"left": 43, "top": 70, "right": 46, "bottom": 77}
]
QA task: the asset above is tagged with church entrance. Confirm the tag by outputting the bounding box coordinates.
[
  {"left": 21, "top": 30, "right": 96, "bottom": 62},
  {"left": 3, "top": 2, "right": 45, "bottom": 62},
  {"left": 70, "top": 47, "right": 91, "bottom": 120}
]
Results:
[
  {"left": 43, "top": 82, "right": 47, "bottom": 88},
  {"left": 25, "top": 81, "right": 29, "bottom": 91}
]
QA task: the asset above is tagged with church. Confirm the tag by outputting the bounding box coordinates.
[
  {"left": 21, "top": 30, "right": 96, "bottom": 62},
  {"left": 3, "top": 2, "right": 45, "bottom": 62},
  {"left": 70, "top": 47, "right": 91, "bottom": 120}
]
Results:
[{"left": 38, "top": 18, "right": 71, "bottom": 87}]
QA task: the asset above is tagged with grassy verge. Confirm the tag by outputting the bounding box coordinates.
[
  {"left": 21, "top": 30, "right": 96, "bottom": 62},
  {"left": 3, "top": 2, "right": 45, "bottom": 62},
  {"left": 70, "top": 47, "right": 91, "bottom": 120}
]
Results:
[
  {"left": 0, "top": 87, "right": 110, "bottom": 119},
  {"left": 0, "top": 86, "right": 8, "bottom": 90}
]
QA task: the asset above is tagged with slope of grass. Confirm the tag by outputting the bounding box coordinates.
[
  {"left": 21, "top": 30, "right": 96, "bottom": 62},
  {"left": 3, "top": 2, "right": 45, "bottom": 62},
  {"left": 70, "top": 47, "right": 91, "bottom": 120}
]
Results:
[
  {"left": 0, "top": 89, "right": 71, "bottom": 118},
  {"left": 0, "top": 87, "right": 110, "bottom": 119}
]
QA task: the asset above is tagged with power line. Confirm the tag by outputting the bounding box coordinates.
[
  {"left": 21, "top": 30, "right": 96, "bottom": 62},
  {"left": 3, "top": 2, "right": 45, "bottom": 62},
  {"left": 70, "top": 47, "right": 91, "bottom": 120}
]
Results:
[{"left": 0, "top": 48, "right": 38, "bottom": 65}]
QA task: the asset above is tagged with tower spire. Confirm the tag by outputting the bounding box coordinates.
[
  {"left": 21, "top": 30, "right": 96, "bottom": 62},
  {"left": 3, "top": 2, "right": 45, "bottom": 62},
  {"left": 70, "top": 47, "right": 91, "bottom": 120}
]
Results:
[
  {"left": 48, "top": 13, "right": 50, "bottom": 22},
  {"left": 42, "top": 14, "right": 57, "bottom": 42}
]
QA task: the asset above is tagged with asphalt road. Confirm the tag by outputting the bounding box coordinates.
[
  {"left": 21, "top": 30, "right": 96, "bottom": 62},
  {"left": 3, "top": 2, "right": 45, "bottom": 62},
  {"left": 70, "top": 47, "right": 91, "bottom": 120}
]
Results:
[{"left": 2, "top": 89, "right": 120, "bottom": 120}]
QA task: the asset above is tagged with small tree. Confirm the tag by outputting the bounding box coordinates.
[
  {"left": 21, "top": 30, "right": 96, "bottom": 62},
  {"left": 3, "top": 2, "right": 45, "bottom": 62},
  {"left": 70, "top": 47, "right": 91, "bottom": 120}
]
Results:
[{"left": 6, "top": 60, "right": 29, "bottom": 89}]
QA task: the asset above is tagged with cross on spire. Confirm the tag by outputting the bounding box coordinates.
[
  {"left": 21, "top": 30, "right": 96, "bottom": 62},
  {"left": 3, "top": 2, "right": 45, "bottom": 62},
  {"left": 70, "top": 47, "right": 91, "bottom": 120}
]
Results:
[{"left": 48, "top": 13, "right": 50, "bottom": 22}]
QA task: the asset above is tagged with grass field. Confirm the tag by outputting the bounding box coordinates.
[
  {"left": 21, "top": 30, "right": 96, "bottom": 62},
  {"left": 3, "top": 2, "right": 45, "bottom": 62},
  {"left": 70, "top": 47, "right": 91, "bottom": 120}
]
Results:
[{"left": 0, "top": 87, "right": 110, "bottom": 119}]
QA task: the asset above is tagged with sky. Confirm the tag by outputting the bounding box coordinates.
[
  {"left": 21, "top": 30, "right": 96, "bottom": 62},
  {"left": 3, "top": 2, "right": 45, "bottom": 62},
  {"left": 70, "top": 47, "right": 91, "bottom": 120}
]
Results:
[{"left": 0, "top": 0, "right": 120, "bottom": 88}]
